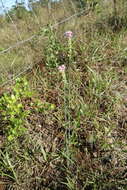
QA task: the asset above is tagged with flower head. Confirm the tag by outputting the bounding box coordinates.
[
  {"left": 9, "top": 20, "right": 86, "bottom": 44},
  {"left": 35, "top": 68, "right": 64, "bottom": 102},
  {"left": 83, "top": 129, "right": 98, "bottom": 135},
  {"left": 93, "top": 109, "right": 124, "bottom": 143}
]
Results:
[
  {"left": 64, "top": 31, "right": 73, "bottom": 39},
  {"left": 58, "top": 65, "right": 66, "bottom": 72}
]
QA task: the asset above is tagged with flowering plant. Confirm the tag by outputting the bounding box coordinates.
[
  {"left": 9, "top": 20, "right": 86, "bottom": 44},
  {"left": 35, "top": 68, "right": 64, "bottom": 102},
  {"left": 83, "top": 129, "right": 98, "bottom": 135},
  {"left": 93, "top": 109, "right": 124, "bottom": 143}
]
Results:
[
  {"left": 58, "top": 65, "right": 66, "bottom": 72},
  {"left": 58, "top": 64, "right": 66, "bottom": 83},
  {"left": 64, "top": 31, "right": 73, "bottom": 39}
]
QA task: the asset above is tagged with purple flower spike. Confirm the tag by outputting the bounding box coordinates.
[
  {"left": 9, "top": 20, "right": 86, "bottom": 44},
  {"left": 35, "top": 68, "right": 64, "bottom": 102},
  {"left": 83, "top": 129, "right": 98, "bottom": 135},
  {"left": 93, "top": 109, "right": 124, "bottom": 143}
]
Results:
[
  {"left": 58, "top": 65, "right": 66, "bottom": 72},
  {"left": 64, "top": 31, "right": 73, "bottom": 39}
]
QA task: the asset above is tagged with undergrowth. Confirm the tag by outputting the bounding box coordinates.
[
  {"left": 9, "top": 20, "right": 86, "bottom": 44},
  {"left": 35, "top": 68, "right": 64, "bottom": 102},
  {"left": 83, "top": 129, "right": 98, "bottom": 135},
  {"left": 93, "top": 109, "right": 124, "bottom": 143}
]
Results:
[{"left": 0, "top": 1, "right": 127, "bottom": 190}]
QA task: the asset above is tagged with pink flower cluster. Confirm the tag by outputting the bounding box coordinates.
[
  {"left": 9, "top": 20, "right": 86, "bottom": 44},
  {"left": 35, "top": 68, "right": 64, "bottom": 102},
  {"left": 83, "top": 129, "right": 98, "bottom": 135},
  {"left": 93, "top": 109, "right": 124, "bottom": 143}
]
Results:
[
  {"left": 64, "top": 31, "right": 73, "bottom": 39},
  {"left": 58, "top": 65, "right": 66, "bottom": 72}
]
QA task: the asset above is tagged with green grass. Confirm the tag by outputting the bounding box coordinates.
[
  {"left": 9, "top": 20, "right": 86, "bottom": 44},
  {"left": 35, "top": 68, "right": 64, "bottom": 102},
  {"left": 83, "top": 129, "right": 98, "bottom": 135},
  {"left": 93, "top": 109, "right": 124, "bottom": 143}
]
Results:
[{"left": 0, "top": 1, "right": 127, "bottom": 190}]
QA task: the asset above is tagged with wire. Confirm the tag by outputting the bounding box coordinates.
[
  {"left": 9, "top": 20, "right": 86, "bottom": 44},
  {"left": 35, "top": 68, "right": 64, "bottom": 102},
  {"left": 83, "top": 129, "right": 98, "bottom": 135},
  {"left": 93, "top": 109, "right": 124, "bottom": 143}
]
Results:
[
  {"left": 0, "top": 34, "right": 36, "bottom": 54},
  {"left": 0, "top": 8, "right": 88, "bottom": 55},
  {"left": 0, "top": 7, "right": 91, "bottom": 87}
]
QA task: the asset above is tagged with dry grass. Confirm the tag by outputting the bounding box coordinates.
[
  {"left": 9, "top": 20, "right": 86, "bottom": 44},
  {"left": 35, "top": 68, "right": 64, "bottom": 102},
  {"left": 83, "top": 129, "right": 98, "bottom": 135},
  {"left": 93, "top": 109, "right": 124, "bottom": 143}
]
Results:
[{"left": 0, "top": 1, "right": 127, "bottom": 190}]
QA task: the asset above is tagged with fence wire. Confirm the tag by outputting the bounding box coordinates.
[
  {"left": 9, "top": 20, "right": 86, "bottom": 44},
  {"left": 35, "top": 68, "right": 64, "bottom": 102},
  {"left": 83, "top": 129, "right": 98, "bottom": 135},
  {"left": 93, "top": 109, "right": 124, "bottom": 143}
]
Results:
[{"left": 0, "top": 0, "right": 90, "bottom": 87}]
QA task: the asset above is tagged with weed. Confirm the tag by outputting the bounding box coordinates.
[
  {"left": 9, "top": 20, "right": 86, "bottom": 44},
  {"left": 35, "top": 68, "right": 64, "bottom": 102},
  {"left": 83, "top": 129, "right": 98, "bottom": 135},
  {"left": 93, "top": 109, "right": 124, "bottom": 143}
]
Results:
[
  {"left": 43, "top": 26, "right": 63, "bottom": 68},
  {"left": 0, "top": 77, "right": 55, "bottom": 142},
  {"left": 0, "top": 1, "right": 127, "bottom": 189},
  {"left": 0, "top": 78, "right": 31, "bottom": 141}
]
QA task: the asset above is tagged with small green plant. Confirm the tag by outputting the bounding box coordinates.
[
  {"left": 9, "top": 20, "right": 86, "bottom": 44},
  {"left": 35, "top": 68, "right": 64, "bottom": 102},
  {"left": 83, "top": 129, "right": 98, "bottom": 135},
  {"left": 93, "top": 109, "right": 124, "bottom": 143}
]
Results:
[
  {"left": 31, "top": 98, "right": 55, "bottom": 113},
  {"left": 0, "top": 78, "right": 31, "bottom": 141},
  {"left": 43, "top": 26, "right": 62, "bottom": 68},
  {"left": 58, "top": 32, "right": 80, "bottom": 185},
  {"left": 0, "top": 77, "right": 55, "bottom": 142},
  {"left": 0, "top": 150, "right": 18, "bottom": 182},
  {"left": 62, "top": 175, "right": 76, "bottom": 190}
]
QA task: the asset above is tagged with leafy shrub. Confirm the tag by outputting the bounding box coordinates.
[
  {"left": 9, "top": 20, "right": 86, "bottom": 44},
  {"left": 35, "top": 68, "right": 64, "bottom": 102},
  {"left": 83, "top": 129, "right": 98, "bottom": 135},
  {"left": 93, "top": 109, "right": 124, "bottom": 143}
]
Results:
[
  {"left": 0, "top": 77, "right": 55, "bottom": 142},
  {"left": 43, "top": 27, "right": 63, "bottom": 68},
  {"left": 0, "top": 78, "right": 31, "bottom": 141}
]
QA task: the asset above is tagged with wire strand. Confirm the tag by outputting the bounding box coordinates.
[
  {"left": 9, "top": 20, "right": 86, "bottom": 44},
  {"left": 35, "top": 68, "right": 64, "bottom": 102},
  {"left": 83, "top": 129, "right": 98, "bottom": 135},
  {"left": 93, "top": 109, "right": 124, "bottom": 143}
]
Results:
[
  {"left": 0, "top": 8, "right": 89, "bottom": 55},
  {"left": 0, "top": 7, "right": 91, "bottom": 87}
]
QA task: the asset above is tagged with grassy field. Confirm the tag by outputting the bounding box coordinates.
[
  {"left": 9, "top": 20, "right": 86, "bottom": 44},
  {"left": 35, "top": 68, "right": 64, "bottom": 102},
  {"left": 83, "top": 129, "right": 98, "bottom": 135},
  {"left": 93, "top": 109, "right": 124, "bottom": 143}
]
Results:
[{"left": 0, "top": 1, "right": 127, "bottom": 190}]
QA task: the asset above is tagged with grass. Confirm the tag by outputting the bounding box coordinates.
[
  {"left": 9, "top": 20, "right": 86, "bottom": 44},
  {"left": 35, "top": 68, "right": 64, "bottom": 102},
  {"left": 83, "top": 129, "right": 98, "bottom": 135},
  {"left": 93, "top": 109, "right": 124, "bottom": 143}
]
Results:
[{"left": 0, "top": 1, "right": 127, "bottom": 190}]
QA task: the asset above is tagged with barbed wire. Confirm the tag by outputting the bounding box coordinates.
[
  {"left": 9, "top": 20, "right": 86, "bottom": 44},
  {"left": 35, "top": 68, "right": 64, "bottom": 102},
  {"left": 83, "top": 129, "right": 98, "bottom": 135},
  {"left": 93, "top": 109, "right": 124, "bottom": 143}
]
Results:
[
  {"left": 0, "top": 7, "right": 91, "bottom": 87},
  {"left": 0, "top": 7, "right": 88, "bottom": 55}
]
